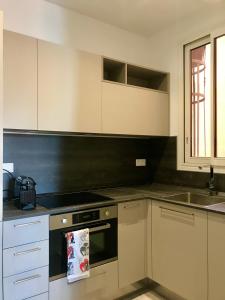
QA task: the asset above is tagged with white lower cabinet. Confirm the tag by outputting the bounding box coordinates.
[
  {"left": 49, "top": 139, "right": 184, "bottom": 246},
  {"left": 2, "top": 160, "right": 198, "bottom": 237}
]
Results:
[
  {"left": 49, "top": 261, "right": 118, "bottom": 300},
  {"left": 208, "top": 212, "right": 225, "bottom": 300},
  {"left": 152, "top": 201, "right": 207, "bottom": 300},
  {"left": 3, "top": 215, "right": 49, "bottom": 300},
  {"left": 5, "top": 200, "right": 225, "bottom": 300},
  {"left": 3, "top": 215, "right": 49, "bottom": 249},
  {"left": 118, "top": 200, "right": 146, "bottom": 288},
  {"left": 3, "top": 266, "right": 48, "bottom": 300},
  {"left": 27, "top": 293, "right": 48, "bottom": 300},
  {"left": 3, "top": 240, "right": 49, "bottom": 277}
]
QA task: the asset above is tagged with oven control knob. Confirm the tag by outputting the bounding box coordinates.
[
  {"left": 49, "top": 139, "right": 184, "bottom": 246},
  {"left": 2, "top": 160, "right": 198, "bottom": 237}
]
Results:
[
  {"left": 61, "top": 218, "right": 68, "bottom": 224},
  {"left": 105, "top": 210, "right": 110, "bottom": 217}
]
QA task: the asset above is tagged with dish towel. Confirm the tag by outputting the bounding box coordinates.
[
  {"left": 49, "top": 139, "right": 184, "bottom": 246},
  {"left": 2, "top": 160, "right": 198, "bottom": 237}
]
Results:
[{"left": 66, "top": 228, "right": 90, "bottom": 283}]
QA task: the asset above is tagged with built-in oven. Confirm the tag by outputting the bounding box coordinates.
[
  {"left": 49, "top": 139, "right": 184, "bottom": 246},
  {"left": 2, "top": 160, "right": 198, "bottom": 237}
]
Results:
[{"left": 49, "top": 205, "right": 118, "bottom": 281}]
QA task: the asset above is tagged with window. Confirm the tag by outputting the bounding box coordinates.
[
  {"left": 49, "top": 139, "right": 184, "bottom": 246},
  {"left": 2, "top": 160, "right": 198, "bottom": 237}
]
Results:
[
  {"left": 190, "top": 43, "right": 211, "bottom": 158},
  {"left": 215, "top": 35, "right": 225, "bottom": 158},
  {"left": 184, "top": 33, "right": 225, "bottom": 167}
]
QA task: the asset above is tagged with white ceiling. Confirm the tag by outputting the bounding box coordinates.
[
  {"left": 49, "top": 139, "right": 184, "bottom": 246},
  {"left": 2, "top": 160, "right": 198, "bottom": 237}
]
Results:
[{"left": 46, "top": 0, "right": 225, "bottom": 36}]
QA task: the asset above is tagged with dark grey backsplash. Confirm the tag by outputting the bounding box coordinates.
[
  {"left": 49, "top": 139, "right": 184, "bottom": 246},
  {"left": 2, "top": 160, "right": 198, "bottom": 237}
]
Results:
[
  {"left": 149, "top": 136, "right": 225, "bottom": 191},
  {"left": 4, "top": 134, "right": 225, "bottom": 198},
  {"left": 3, "top": 134, "right": 152, "bottom": 197}
]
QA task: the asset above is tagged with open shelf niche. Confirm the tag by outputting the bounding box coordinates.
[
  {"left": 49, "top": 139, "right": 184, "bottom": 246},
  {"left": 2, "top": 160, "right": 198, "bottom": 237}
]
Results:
[
  {"left": 103, "top": 58, "right": 126, "bottom": 84},
  {"left": 127, "top": 64, "right": 168, "bottom": 92},
  {"left": 102, "top": 57, "right": 169, "bottom": 93}
]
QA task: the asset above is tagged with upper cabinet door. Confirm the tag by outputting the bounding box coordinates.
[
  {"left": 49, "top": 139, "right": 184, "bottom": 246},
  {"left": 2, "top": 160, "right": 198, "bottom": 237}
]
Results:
[
  {"left": 3, "top": 31, "right": 38, "bottom": 130},
  {"left": 102, "top": 82, "right": 169, "bottom": 136},
  {"left": 38, "top": 41, "right": 102, "bottom": 133}
]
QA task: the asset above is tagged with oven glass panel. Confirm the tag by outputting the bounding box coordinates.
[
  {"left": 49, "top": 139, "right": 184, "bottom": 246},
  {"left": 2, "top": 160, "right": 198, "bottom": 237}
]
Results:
[
  {"left": 49, "top": 219, "right": 117, "bottom": 279},
  {"left": 92, "top": 231, "right": 105, "bottom": 254}
]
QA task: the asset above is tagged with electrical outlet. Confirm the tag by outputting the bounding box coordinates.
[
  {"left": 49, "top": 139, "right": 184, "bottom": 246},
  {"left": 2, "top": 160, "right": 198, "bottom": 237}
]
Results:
[
  {"left": 136, "top": 159, "right": 147, "bottom": 167},
  {"left": 3, "top": 163, "right": 14, "bottom": 173}
]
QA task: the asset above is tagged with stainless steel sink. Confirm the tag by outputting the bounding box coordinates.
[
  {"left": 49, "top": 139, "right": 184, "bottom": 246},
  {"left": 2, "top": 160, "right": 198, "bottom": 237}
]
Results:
[{"left": 164, "top": 192, "right": 225, "bottom": 207}]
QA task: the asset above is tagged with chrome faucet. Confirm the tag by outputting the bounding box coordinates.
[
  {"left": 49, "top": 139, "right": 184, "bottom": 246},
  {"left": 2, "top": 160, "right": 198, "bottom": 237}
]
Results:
[
  {"left": 199, "top": 164, "right": 218, "bottom": 195},
  {"left": 208, "top": 165, "right": 217, "bottom": 196}
]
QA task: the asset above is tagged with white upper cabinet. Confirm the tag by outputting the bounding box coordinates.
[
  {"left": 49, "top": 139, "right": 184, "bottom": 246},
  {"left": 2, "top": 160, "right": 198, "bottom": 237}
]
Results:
[
  {"left": 102, "top": 58, "right": 169, "bottom": 136},
  {"left": 3, "top": 31, "right": 38, "bottom": 130},
  {"left": 3, "top": 31, "right": 169, "bottom": 135},
  {"left": 38, "top": 40, "right": 102, "bottom": 132},
  {"left": 102, "top": 82, "right": 169, "bottom": 136}
]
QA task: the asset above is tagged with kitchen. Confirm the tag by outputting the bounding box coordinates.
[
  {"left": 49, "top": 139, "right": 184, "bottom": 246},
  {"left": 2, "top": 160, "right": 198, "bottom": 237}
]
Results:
[{"left": 1, "top": 0, "right": 225, "bottom": 299}]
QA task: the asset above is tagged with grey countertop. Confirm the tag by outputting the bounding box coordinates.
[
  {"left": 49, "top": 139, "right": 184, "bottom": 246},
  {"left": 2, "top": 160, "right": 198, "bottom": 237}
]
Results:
[{"left": 4, "top": 183, "right": 225, "bottom": 221}]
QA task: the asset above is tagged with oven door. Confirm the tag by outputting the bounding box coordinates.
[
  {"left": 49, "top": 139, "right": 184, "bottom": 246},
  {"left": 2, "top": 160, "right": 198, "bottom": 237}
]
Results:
[{"left": 49, "top": 218, "right": 117, "bottom": 280}]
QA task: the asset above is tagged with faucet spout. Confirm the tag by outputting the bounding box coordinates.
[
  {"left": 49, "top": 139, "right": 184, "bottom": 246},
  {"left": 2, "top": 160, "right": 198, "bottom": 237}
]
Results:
[{"left": 208, "top": 165, "right": 217, "bottom": 195}]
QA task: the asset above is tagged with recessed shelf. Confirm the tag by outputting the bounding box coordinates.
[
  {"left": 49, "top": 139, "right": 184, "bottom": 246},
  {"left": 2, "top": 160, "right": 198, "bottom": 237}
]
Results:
[
  {"left": 103, "top": 58, "right": 126, "bottom": 84},
  {"left": 127, "top": 64, "right": 168, "bottom": 92},
  {"left": 102, "top": 57, "right": 169, "bottom": 93}
]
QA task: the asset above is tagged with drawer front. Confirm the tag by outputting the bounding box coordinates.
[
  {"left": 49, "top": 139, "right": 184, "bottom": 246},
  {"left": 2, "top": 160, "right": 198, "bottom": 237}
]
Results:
[
  {"left": 3, "top": 215, "right": 49, "bottom": 249},
  {"left": 3, "top": 266, "right": 49, "bottom": 300},
  {"left": 49, "top": 261, "right": 118, "bottom": 300},
  {"left": 3, "top": 240, "right": 49, "bottom": 277},
  {"left": 28, "top": 292, "right": 48, "bottom": 300}
]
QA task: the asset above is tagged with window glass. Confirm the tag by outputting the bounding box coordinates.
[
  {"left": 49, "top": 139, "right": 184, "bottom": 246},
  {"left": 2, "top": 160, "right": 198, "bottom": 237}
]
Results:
[
  {"left": 216, "top": 35, "right": 225, "bottom": 157},
  {"left": 190, "top": 43, "right": 211, "bottom": 157}
]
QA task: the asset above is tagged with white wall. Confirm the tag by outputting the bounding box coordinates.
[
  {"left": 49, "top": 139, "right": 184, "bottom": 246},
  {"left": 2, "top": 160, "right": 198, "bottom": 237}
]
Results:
[
  {"left": 146, "top": 2, "right": 225, "bottom": 136},
  {"left": 0, "top": 0, "right": 154, "bottom": 69}
]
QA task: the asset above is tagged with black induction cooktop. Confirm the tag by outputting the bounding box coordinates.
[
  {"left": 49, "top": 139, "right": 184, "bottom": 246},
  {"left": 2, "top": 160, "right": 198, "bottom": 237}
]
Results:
[{"left": 37, "top": 191, "right": 113, "bottom": 209}]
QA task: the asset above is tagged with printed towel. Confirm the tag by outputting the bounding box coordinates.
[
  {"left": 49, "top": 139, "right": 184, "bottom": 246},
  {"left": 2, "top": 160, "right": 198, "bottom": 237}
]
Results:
[{"left": 66, "top": 228, "right": 90, "bottom": 283}]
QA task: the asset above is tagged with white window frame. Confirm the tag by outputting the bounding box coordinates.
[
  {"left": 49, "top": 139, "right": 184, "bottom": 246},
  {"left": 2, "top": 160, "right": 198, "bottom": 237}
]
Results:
[
  {"left": 178, "top": 27, "right": 225, "bottom": 173},
  {"left": 211, "top": 27, "right": 225, "bottom": 168},
  {"left": 184, "top": 36, "right": 211, "bottom": 166}
]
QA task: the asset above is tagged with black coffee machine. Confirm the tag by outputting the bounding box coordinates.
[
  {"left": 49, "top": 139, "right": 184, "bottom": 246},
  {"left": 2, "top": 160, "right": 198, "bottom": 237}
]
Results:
[{"left": 15, "top": 176, "right": 36, "bottom": 210}]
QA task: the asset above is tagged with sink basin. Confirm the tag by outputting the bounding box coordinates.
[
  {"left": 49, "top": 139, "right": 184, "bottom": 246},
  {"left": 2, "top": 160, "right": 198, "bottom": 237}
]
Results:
[{"left": 164, "top": 192, "right": 225, "bottom": 207}]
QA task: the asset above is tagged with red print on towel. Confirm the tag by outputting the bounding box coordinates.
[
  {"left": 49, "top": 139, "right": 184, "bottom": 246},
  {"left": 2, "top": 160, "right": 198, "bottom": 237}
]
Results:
[
  {"left": 80, "top": 258, "right": 89, "bottom": 272},
  {"left": 66, "top": 232, "right": 75, "bottom": 244},
  {"left": 67, "top": 246, "right": 74, "bottom": 259}
]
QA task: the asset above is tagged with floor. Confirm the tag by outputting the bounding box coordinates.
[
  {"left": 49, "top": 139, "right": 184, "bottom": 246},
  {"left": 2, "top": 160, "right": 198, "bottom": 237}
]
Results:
[{"left": 133, "top": 292, "right": 166, "bottom": 300}]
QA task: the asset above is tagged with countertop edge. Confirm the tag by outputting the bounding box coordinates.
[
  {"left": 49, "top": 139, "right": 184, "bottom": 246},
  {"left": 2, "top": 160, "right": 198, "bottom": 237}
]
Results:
[{"left": 4, "top": 184, "right": 225, "bottom": 221}]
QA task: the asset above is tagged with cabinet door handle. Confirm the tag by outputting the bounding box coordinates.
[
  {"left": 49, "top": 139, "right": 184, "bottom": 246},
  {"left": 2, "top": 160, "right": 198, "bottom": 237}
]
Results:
[
  {"left": 123, "top": 202, "right": 140, "bottom": 209},
  {"left": 159, "top": 206, "right": 194, "bottom": 217},
  {"left": 90, "top": 271, "right": 106, "bottom": 279},
  {"left": 14, "top": 247, "right": 41, "bottom": 256},
  {"left": 89, "top": 223, "right": 111, "bottom": 233},
  {"left": 14, "top": 220, "right": 41, "bottom": 228},
  {"left": 14, "top": 274, "right": 41, "bottom": 285}
]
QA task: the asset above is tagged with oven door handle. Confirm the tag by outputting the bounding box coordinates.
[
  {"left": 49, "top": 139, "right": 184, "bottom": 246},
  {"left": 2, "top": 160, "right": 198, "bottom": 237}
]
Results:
[{"left": 89, "top": 223, "right": 111, "bottom": 233}]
